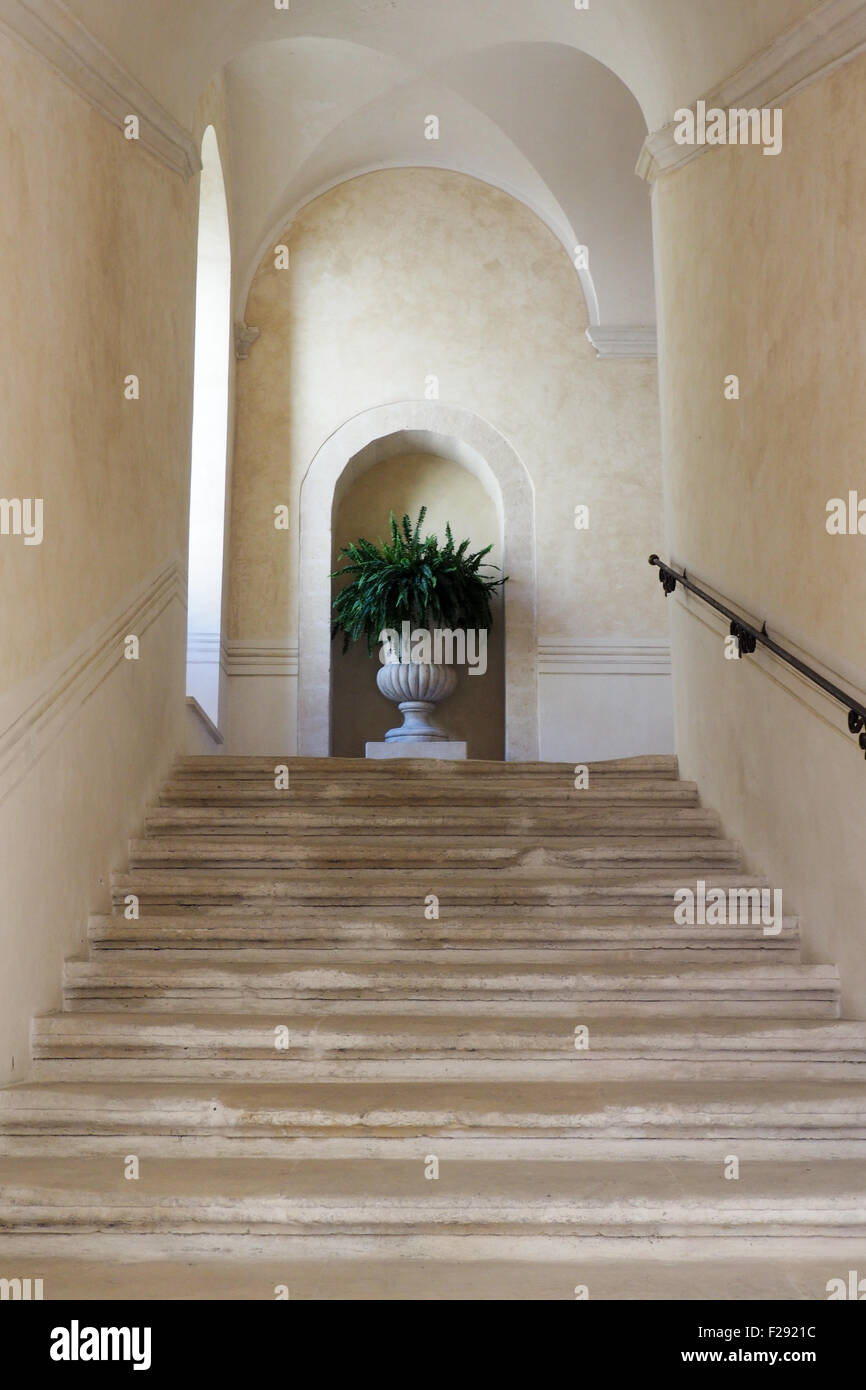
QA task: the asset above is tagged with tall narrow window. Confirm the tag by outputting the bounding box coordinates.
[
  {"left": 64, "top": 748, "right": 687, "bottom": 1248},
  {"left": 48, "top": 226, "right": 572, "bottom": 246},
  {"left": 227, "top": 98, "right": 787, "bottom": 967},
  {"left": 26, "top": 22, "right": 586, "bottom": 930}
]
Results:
[{"left": 186, "top": 125, "right": 231, "bottom": 725}]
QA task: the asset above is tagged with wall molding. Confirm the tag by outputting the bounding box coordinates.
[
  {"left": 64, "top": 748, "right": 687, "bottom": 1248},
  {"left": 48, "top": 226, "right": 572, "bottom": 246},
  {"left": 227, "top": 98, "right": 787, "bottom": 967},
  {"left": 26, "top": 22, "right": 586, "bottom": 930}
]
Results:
[
  {"left": 538, "top": 638, "right": 672, "bottom": 677},
  {"left": 225, "top": 641, "right": 299, "bottom": 678},
  {"left": 585, "top": 326, "right": 657, "bottom": 360},
  {"left": 0, "top": 557, "right": 186, "bottom": 806},
  {"left": 638, "top": 0, "right": 866, "bottom": 181},
  {"left": 224, "top": 638, "right": 669, "bottom": 681},
  {"left": 0, "top": 0, "right": 200, "bottom": 178}
]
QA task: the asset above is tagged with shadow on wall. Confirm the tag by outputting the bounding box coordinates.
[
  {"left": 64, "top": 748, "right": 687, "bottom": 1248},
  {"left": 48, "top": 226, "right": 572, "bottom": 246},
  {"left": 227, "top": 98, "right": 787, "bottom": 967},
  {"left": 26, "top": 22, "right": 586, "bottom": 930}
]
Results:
[{"left": 330, "top": 452, "right": 505, "bottom": 759}]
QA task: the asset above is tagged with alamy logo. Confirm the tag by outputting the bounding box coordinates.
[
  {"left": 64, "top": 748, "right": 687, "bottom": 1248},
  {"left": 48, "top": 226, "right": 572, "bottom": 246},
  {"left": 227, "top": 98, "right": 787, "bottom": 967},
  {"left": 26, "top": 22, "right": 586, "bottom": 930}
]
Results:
[
  {"left": 826, "top": 1270, "right": 866, "bottom": 1299},
  {"left": 50, "top": 1320, "right": 152, "bottom": 1371},
  {"left": 0, "top": 497, "right": 43, "bottom": 545},
  {"left": 0, "top": 1276, "right": 43, "bottom": 1300},
  {"left": 674, "top": 880, "right": 783, "bottom": 936},
  {"left": 379, "top": 622, "right": 487, "bottom": 676},
  {"left": 673, "top": 101, "right": 782, "bottom": 157},
  {"left": 826, "top": 492, "right": 866, "bottom": 535}
]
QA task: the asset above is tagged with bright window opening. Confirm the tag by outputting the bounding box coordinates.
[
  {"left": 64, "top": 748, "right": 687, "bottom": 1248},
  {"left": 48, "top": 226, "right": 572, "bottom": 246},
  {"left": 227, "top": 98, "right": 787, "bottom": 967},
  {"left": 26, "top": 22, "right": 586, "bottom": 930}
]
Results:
[{"left": 186, "top": 125, "right": 231, "bottom": 726}]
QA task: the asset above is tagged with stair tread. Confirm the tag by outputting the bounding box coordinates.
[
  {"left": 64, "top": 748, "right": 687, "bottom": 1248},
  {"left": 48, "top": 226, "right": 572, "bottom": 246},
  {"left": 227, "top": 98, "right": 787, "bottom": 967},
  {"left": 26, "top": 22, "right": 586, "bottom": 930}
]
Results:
[
  {"left": 130, "top": 835, "right": 733, "bottom": 847},
  {"left": 113, "top": 868, "right": 756, "bottom": 882},
  {"left": 0, "top": 1255, "right": 848, "bottom": 1301},
  {"left": 128, "top": 837, "right": 739, "bottom": 859},
  {"left": 145, "top": 807, "right": 720, "bottom": 832},
  {"left": 172, "top": 756, "right": 680, "bottom": 774},
  {"left": 1, "top": 1156, "right": 864, "bottom": 1204},
  {"left": 6, "top": 1077, "right": 866, "bottom": 1105},
  {"left": 5, "top": 752, "right": 863, "bottom": 1270},
  {"left": 34, "top": 1011, "right": 865, "bottom": 1040},
  {"left": 63, "top": 959, "right": 836, "bottom": 981},
  {"left": 90, "top": 912, "right": 798, "bottom": 931}
]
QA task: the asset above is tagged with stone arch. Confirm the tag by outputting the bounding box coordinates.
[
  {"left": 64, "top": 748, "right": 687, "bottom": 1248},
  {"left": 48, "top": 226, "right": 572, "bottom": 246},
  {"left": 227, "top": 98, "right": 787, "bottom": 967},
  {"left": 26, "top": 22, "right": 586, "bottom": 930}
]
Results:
[{"left": 298, "top": 401, "right": 538, "bottom": 760}]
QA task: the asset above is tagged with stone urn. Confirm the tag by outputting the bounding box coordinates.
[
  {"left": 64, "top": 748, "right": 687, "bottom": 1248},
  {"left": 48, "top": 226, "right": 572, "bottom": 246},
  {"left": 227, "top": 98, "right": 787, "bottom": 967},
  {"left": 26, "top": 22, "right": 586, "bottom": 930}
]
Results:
[{"left": 376, "top": 661, "right": 458, "bottom": 742}]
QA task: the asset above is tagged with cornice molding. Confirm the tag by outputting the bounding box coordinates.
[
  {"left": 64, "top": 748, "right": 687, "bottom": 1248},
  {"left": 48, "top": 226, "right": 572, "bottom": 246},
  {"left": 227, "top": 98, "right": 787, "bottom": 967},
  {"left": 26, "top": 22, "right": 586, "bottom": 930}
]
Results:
[
  {"left": 538, "top": 639, "right": 672, "bottom": 677},
  {"left": 225, "top": 641, "right": 299, "bottom": 678},
  {"left": 234, "top": 322, "right": 261, "bottom": 360},
  {"left": 585, "top": 326, "right": 657, "bottom": 360},
  {"left": 638, "top": 0, "right": 866, "bottom": 182},
  {"left": 226, "top": 640, "right": 670, "bottom": 680},
  {"left": 0, "top": 0, "right": 200, "bottom": 178}
]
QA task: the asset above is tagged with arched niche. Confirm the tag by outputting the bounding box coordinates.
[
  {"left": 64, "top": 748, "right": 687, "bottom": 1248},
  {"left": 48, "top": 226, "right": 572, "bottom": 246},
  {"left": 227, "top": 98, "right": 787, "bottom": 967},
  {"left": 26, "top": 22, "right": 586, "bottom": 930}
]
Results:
[
  {"left": 298, "top": 402, "right": 538, "bottom": 760},
  {"left": 332, "top": 448, "right": 505, "bottom": 758}
]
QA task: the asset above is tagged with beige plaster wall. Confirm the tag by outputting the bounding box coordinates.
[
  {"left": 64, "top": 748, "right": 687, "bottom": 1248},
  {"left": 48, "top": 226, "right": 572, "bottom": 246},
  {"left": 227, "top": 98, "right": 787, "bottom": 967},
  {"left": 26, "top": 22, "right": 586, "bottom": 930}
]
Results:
[
  {"left": 653, "top": 52, "right": 866, "bottom": 1014},
  {"left": 0, "top": 34, "right": 201, "bottom": 1083},
  {"left": 0, "top": 32, "right": 197, "bottom": 690},
  {"left": 227, "top": 167, "right": 666, "bottom": 752},
  {"left": 331, "top": 453, "right": 505, "bottom": 759}
]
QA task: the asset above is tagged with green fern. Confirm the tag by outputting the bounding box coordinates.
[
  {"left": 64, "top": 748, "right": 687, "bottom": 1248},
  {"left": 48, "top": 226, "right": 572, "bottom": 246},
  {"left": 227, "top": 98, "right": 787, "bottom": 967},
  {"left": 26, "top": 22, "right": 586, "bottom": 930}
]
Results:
[{"left": 331, "top": 507, "right": 507, "bottom": 656}]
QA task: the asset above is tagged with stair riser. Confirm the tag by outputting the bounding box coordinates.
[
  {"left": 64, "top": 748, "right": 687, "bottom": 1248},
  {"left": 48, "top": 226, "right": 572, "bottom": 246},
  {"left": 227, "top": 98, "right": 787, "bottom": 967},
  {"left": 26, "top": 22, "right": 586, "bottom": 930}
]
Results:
[
  {"left": 143, "top": 809, "right": 720, "bottom": 835},
  {"left": 172, "top": 755, "right": 679, "bottom": 775},
  {"left": 88, "top": 944, "right": 801, "bottom": 964},
  {"left": 35, "top": 1011, "right": 863, "bottom": 1065},
  {"left": 159, "top": 791, "right": 699, "bottom": 809},
  {"left": 0, "top": 1239, "right": 863, "bottom": 1301},
  {"left": 3, "top": 1113, "right": 864, "bottom": 1140},
  {"left": 54, "top": 996, "right": 831, "bottom": 1018},
  {"left": 3, "top": 1135, "right": 865, "bottom": 1163},
  {"left": 87, "top": 911, "right": 801, "bottom": 951},
  {"left": 28, "top": 1057, "right": 866, "bottom": 1083},
  {"left": 160, "top": 770, "right": 689, "bottom": 795},
  {"left": 92, "top": 907, "right": 796, "bottom": 934},
  {"left": 2, "top": 1211, "right": 863, "bottom": 1239},
  {"left": 60, "top": 963, "right": 839, "bottom": 1003},
  {"left": 161, "top": 773, "right": 683, "bottom": 794},
  {"left": 34, "top": 1017, "right": 864, "bottom": 1062},
  {"left": 61, "top": 997, "right": 840, "bottom": 1017},
  {"left": 109, "top": 876, "right": 773, "bottom": 910},
  {"left": 127, "top": 842, "right": 741, "bottom": 872}
]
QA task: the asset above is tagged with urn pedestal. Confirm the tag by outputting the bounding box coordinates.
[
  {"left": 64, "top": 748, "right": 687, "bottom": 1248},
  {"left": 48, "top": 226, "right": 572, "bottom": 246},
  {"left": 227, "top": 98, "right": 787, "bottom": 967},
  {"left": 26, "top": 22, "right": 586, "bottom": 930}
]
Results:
[{"left": 375, "top": 661, "right": 458, "bottom": 742}]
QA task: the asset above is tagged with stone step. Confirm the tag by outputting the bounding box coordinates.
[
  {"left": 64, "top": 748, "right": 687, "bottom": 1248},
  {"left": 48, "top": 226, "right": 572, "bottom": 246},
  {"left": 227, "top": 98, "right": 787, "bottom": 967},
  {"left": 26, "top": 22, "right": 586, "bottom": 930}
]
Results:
[
  {"left": 2, "top": 1079, "right": 865, "bottom": 1145},
  {"left": 7, "top": 748, "right": 862, "bottom": 1290},
  {"left": 60, "top": 959, "right": 837, "bottom": 1014},
  {"left": 171, "top": 755, "right": 680, "bottom": 779},
  {"left": 158, "top": 780, "right": 699, "bottom": 807},
  {"left": 143, "top": 805, "right": 722, "bottom": 838},
  {"left": 110, "top": 870, "right": 773, "bottom": 911},
  {"left": 87, "top": 912, "right": 801, "bottom": 958},
  {"left": 30, "top": 1013, "right": 866, "bottom": 1083},
  {"left": 126, "top": 836, "right": 742, "bottom": 872},
  {"left": 0, "top": 1249, "right": 857, "bottom": 1300},
  {"left": 0, "top": 1156, "right": 863, "bottom": 1238}
]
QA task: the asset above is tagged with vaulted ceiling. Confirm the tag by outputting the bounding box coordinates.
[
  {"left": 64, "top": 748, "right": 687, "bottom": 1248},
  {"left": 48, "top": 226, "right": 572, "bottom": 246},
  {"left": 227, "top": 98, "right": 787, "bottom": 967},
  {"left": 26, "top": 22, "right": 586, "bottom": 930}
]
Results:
[{"left": 59, "top": 0, "right": 821, "bottom": 327}]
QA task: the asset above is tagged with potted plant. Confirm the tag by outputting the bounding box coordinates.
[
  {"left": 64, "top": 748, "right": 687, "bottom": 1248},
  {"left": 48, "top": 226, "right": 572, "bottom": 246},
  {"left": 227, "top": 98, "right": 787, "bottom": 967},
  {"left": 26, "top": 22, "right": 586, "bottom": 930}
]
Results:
[{"left": 331, "top": 507, "right": 506, "bottom": 742}]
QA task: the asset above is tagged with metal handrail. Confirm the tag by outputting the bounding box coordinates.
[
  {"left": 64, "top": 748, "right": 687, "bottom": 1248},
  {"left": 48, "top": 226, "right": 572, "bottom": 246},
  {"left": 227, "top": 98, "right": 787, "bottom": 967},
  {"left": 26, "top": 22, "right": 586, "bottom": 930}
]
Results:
[{"left": 649, "top": 554, "right": 866, "bottom": 760}]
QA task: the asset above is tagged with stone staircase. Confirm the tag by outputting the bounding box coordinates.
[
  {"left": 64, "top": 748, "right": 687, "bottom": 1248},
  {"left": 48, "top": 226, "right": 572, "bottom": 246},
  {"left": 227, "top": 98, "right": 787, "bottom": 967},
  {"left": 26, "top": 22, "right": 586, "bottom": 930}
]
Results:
[{"left": 1, "top": 754, "right": 865, "bottom": 1301}]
